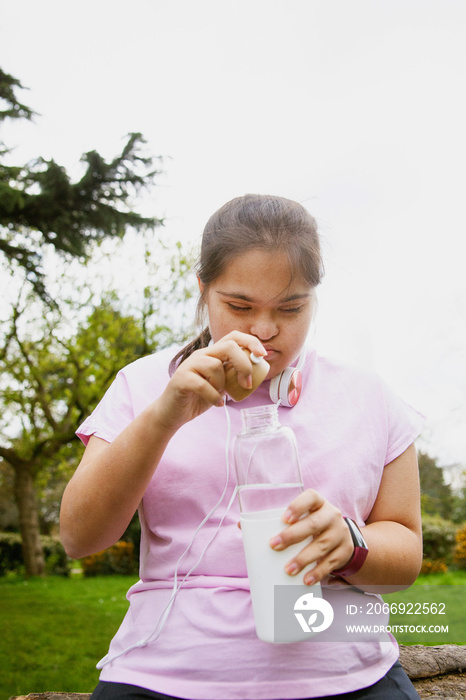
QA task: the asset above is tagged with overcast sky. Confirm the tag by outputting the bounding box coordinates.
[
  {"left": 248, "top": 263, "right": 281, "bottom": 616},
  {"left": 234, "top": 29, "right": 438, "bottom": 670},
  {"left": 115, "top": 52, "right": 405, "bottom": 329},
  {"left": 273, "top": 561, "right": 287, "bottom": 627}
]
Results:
[{"left": 1, "top": 0, "right": 465, "bottom": 474}]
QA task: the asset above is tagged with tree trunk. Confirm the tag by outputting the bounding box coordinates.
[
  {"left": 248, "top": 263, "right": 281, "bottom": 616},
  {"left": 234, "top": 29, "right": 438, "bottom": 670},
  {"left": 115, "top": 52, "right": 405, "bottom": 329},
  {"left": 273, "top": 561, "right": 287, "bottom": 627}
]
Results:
[{"left": 13, "top": 463, "right": 45, "bottom": 576}]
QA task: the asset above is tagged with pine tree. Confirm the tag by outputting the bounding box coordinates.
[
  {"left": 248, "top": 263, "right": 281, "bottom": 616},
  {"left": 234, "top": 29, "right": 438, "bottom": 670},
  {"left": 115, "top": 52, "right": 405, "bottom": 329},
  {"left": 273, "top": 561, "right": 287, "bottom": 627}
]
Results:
[{"left": 0, "top": 68, "right": 162, "bottom": 302}]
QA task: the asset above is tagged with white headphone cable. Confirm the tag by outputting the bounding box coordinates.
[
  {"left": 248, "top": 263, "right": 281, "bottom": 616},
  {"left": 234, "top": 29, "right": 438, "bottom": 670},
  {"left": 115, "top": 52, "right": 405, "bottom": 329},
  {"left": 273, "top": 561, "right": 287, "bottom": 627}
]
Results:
[{"left": 97, "top": 398, "right": 236, "bottom": 669}]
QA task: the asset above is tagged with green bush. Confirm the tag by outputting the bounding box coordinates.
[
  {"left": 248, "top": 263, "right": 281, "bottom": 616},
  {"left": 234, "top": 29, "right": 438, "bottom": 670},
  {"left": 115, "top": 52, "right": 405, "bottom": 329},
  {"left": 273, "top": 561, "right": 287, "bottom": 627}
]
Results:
[
  {"left": 453, "top": 523, "right": 466, "bottom": 570},
  {"left": 421, "top": 514, "right": 457, "bottom": 565},
  {"left": 122, "top": 513, "right": 141, "bottom": 566},
  {"left": 42, "top": 535, "right": 71, "bottom": 576},
  {"left": 81, "top": 540, "right": 136, "bottom": 576},
  {"left": 0, "top": 532, "right": 24, "bottom": 575},
  {"left": 420, "top": 558, "right": 448, "bottom": 575},
  {"left": 0, "top": 532, "right": 70, "bottom": 576}
]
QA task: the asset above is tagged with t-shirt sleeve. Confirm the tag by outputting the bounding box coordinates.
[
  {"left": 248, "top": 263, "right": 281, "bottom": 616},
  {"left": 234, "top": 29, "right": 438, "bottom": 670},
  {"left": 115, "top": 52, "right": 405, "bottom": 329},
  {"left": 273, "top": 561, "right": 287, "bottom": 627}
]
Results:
[
  {"left": 382, "top": 380, "right": 425, "bottom": 465},
  {"left": 76, "top": 369, "right": 135, "bottom": 446}
]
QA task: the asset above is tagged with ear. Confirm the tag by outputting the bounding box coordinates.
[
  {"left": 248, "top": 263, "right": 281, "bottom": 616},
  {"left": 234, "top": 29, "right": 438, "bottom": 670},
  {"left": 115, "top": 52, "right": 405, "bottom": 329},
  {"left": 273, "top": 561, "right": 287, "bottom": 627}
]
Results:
[{"left": 197, "top": 277, "right": 205, "bottom": 293}]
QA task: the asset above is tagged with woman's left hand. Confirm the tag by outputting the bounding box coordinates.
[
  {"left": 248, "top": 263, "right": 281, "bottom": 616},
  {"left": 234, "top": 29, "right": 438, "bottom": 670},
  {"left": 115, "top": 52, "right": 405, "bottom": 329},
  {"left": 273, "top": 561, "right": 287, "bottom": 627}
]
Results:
[{"left": 268, "top": 489, "right": 355, "bottom": 585}]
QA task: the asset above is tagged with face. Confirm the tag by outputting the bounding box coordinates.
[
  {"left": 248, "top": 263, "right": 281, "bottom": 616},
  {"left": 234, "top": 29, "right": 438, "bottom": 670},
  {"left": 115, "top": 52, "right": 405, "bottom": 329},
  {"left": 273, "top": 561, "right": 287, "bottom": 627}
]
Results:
[{"left": 201, "top": 248, "right": 314, "bottom": 378}]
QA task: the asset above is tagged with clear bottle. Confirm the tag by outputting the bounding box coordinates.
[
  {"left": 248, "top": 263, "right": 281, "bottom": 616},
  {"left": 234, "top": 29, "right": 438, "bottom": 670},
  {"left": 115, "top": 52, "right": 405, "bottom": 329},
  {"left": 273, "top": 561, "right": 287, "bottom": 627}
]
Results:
[
  {"left": 235, "top": 404, "right": 303, "bottom": 512},
  {"left": 234, "top": 404, "right": 322, "bottom": 643}
]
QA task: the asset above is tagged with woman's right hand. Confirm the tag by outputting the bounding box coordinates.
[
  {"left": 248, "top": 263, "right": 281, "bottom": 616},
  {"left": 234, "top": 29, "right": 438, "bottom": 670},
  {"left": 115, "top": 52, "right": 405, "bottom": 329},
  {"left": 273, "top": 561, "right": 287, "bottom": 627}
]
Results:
[
  {"left": 60, "top": 332, "right": 265, "bottom": 559},
  {"left": 157, "top": 332, "right": 267, "bottom": 430}
]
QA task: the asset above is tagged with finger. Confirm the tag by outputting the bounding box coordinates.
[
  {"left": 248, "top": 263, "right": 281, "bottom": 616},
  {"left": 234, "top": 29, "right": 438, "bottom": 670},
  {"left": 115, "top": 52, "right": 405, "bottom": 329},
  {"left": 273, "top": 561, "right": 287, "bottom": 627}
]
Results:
[
  {"left": 173, "top": 353, "right": 228, "bottom": 404},
  {"left": 205, "top": 338, "right": 265, "bottom": 389},
  {"left": 272, "top": 501, "right": 344, "bottom": 549},
  {"left": 217, "top": 332, "right": 267, "bottom": 359},
  {"left": 281, "top": 489, "right": 326, "bottom": 525},
  {"left": 283, "top": 526, "right": 354, "bottom": 584},
  {"left": 192, "top": 353, "right": 228, "bottom": 392},
  {"left": 302, "top": 542, "right": 354, "bottom": 585},
  {"left": 269, "top": 516, "right": 321, "bottom": 550},
  {"left": 178, "top": 368, "right": 226, "bottom": 408},
  {"left": 219, "top": 341, "right": 255, "bottom": 389},
  {"left": 283, "top": 533, "right": 340, "bottom": 575}
]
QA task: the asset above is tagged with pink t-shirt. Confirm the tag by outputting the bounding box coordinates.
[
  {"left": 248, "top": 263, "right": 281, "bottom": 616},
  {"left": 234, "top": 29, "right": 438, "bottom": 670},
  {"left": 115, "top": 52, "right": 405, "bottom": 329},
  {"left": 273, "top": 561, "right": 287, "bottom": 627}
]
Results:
[{"left": 77, "top": 346, "right": 424, "bottom": 699}]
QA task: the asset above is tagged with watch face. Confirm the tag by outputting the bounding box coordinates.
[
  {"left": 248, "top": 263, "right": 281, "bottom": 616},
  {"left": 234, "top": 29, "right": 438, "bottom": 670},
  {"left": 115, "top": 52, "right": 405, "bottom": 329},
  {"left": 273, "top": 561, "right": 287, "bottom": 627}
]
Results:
[{"left": 347, "top": 519, "right": 368, "bottom": 549}]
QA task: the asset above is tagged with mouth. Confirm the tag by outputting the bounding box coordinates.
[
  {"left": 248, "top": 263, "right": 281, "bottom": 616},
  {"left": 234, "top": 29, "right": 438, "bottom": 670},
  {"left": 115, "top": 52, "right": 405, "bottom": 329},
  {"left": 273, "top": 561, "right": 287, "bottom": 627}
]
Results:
[{"left": 263, "top": 347, "right": 279, "bottom": 361}]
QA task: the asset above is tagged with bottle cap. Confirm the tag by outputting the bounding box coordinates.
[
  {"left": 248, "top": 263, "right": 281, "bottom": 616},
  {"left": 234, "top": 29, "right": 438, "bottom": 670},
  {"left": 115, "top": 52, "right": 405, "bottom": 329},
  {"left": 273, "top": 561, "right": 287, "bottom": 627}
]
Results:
[{"left": 250, "top": 352, "right": 265, "bottom": 364}]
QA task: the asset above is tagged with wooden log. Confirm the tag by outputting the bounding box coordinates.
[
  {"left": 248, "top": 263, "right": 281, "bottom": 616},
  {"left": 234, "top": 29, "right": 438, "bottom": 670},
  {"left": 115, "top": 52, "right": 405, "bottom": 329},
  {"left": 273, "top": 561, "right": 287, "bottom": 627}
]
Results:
[
  {"left": 411, "top": 675, "right": 466, "bottom": 699},
  {"left": 9, "top": 695, "right": 91, "bottom": 700},
  {"left": 399, "top": 644, "right": 466, "bottom": 678},
  {"left": 398, "top": 645, "right": 466, "bottom": 700},
  {"left": 8, "top": 646, "right": 466, "bottom": 700}
]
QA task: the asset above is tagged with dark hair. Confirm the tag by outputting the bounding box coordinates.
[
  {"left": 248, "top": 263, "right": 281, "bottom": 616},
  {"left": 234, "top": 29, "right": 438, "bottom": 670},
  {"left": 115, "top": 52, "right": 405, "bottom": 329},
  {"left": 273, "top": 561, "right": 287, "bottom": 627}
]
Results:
[{"left": 170, "top": 194, "right": 324, "bottom": 372}]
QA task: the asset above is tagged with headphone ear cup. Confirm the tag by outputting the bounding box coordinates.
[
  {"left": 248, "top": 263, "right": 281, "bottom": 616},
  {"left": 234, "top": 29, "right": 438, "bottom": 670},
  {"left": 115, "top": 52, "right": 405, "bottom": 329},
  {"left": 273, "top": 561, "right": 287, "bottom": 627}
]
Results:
[
  {"left": 269, "top": 367, "right": 302, "bottom": 407},
  {"left": 269, "top": 373, "right": 281, "bottom": 405}
]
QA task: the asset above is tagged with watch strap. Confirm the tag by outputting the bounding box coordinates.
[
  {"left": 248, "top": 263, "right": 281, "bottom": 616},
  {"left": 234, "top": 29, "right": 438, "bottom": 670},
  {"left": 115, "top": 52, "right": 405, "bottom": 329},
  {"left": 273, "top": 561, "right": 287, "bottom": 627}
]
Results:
[{"left": 331, "top": 517, "right": 368, "bottom": 577}]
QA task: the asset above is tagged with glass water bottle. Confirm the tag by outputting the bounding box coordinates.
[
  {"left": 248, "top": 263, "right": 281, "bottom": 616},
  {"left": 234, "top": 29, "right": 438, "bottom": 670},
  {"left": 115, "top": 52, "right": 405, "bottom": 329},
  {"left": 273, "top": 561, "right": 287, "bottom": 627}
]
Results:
[
  {"left": 235, "top": 404, "right": 303, "bottom": 513},
  {"left": 234, "top": 404, "right": 321, "bottom": 643}
]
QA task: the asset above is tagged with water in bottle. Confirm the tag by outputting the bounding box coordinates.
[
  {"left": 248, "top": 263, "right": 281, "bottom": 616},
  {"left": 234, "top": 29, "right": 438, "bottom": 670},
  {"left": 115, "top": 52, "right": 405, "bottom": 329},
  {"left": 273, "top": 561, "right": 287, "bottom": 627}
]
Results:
[{"left": 234, "top": 404, "right": 322, "bottom": 643}]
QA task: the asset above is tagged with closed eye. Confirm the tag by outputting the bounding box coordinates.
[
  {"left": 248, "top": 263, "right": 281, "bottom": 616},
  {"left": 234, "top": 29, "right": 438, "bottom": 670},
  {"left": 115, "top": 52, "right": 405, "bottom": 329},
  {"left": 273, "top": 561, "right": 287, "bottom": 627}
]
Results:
[
  {"left": 227, "top": 303, "right": 252, "bottom": 312},
  {"left": 280, "top": 306, "right": 304, "bottom": 314},
  {"left": 227, "top": 303, "right": 304, "bottom": 313}
]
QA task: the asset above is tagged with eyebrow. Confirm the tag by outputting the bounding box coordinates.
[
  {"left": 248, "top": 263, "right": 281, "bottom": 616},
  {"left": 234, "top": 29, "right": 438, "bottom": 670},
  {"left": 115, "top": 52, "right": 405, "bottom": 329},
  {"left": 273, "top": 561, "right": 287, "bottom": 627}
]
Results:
[{"left": 216, "top": 291, "right": 312, "bottom": 303}]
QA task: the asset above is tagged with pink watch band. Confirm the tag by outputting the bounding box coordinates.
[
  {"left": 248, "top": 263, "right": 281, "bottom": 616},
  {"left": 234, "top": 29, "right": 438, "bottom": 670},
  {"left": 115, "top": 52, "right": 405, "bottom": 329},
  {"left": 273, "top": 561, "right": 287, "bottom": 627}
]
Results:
[
  {"left": 331, "top": 517, "right": 369, "bottom": 577},
  {"left": 332, "top": 546, "right": 368, "bottom": 577}
]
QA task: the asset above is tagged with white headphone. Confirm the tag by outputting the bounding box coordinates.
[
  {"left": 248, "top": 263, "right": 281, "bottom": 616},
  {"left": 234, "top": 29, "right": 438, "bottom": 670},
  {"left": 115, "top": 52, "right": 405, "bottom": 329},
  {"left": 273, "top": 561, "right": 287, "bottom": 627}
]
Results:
[
  {"left": 268, "top": 348, "right": 305, "bottom": 407},
  {"left": 269, "top": 366, "right": 302, "bottom": 407}
]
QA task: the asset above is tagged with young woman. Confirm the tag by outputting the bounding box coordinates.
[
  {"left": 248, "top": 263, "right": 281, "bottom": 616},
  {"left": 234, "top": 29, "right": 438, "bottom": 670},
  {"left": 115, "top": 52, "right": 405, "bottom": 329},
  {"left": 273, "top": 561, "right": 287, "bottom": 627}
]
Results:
[{"left": 60, "top": 194, "right": 424, "bottom": 699}]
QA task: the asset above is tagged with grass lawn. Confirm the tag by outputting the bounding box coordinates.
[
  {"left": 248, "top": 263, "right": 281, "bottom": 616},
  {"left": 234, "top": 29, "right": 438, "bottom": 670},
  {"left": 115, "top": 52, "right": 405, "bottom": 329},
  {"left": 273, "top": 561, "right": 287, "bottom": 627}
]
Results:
[
  {"left": 1, "top": 574, "right": 137, "bottom": 698},
  {"left": 381, "top": 570, "right": 466, "bottom": 645},
  {"left": 1, "top": 571, "right": 465, "bottom": 699}
]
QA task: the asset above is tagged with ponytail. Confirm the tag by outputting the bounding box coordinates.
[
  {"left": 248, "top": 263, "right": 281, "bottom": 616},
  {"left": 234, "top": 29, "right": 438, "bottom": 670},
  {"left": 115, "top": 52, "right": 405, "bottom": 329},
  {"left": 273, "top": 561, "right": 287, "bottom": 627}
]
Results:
[{"left": 169, "top": 327, "right": 211, "bottom": 375}]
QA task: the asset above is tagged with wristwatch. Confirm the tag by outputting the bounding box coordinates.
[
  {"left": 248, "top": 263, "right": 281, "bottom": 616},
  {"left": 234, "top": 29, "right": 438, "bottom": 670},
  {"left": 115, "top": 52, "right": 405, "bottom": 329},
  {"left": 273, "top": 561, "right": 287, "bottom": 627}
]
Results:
[{"left": 331, "top": 517, "right": 369, "bottom": 577}]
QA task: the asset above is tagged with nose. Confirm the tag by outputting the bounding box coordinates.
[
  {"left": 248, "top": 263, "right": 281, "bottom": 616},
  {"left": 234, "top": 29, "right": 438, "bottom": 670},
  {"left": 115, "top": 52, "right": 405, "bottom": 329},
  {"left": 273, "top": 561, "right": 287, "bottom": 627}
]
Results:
[{"left": 249, "top": 312, "right": 278, "bottom": 341}]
